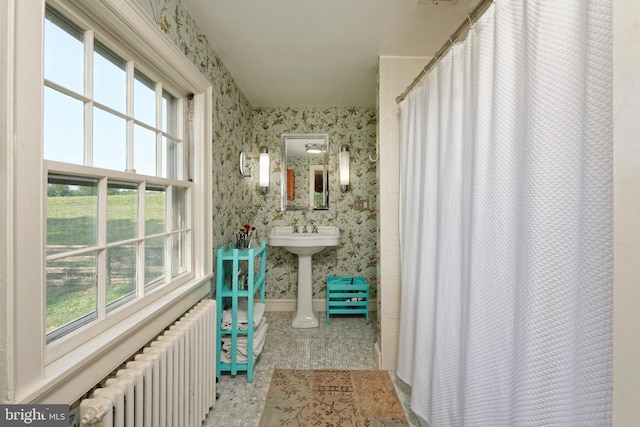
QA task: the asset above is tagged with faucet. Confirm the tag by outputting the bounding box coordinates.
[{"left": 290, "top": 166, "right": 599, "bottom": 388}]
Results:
[
  {"left": 308, "top": 219, "right": 318, "bottom": 233},
  {"left": 293, "top": 225, "right": 299, "bottom": 233},
  {"left": 302, "top": 225, "right": 308, "bottom": 233}
]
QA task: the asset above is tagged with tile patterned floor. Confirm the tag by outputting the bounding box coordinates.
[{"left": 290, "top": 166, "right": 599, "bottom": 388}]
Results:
[{"left": 203, "top": 311, "right": 422, "bottom": 426}]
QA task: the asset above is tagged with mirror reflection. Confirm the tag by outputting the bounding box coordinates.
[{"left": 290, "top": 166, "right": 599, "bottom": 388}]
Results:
[{"left": 281, "top": 134, "right": 329, "bottom": 211}]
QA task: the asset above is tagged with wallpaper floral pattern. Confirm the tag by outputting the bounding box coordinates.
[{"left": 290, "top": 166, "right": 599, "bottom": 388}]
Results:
[
  {"left": 253, "top": 107, "right": 378, "bottom": 300},
  {"left": 136, "top": 0, "right": 378, "bottom": 301}
]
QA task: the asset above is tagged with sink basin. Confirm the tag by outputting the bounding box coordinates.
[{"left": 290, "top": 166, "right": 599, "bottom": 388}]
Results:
[
  {"left": 268, "top": 225, "right": 339, "bottom": 255},
  {"left": 268, "top": 225, "right": 340, "bottom": 328}
]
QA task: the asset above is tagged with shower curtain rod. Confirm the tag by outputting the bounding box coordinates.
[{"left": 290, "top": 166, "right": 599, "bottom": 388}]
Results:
[{"left": 395, "top": 0, "right": 494, "bottom": 104}]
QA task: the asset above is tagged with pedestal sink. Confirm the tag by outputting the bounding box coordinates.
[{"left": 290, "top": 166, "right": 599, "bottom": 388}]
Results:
[{"left": 268, "top": 225, "right": 340, "bottom": 328}]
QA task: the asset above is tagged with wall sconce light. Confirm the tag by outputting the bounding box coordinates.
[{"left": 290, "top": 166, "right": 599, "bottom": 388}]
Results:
[
  {"left": 259, "top": 146, "right": 270, "bottom": 195},
  {"left": 339, "top": 144, "right": 350, "bottom": 193}
]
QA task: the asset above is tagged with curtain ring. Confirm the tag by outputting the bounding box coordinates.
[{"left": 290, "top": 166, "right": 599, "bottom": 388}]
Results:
[{"left": 467, "top": 14, "right": 473, "bottom": 26}]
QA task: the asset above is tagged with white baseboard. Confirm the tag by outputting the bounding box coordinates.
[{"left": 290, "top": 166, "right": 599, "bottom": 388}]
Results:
[
  {"left": 263, "top": 299, "right": 298, "bottom": 312},
  {"left": 264, "top": 298, "right": 377, "bottom": 313},
  {"left": 375, "top": 341, "right": 382, "bottom": 369}
]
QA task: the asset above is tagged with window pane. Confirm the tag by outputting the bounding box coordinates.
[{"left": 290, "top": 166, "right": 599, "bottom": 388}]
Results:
[
  {"left": 44, "top": 87, "right": 84, "bottom": 164},
  {"left": 171, "top": 231, "right": 188, "bottom": 278},
  {"left": 134, "top": 124, "right": 157, "bottom": 176},
  {"left": 106, "top": 244, "right": 137, "bottom": 308},
  {"left": 162, "top": 90, "right": 179, "bottom": 136},
  {"left": 146, "top": 185, "right": 165, "bottom": 235},
  {"left": 44, "top": 8, "right": 84, "bottom": 94},
  {"left": 47, "top": 176, "right": 98, "bottom": 256},
  {"left": 94, "top": 107, "right": 126, "bottom": 171},
  {"left": 172, "top": 186, "right": 188, "bottom": 230},
  {"left": 162, "top": 136, "right": 181, "bottom": 179},
  {"left": 134, "top": 70, "right": 156, "bottom": 126},
  {"left": 107, "top": 181, "right": 138, "bottom": 243},
  {"left": 46, "top": 252, "right": 97, "bottom": 335},
  {"left": 94, "top": 41, "right": 126, "bottom": 113},
  {"left": 145, "top": 236, "right": 165, "bottom": 288},
  {"left": 42, "top": 6, "right": 194, "bottom": 345}
]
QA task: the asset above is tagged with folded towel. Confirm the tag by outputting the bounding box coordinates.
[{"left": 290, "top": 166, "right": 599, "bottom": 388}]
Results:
[
  {"left": 220, "top": 320, "right": 268, "bottom": 363},
  {"left": 221, "top": 301, "right": 265, "bottom": 331},
  {"left": 222, "top": 317, "right": 268, "bottom": 357},
  {"left": 220, "top": 337, "right": 266, "bottom": 364}
]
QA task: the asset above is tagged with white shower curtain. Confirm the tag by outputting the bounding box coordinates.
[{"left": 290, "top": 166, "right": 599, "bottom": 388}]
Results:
[{"left": 397, "top": 1, "right": 612, "bottom": 426}]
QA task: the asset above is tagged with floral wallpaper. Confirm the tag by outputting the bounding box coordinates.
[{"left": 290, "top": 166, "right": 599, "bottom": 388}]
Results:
[{"left": 252, "top": 108, "right": 378, "bottom": 301}]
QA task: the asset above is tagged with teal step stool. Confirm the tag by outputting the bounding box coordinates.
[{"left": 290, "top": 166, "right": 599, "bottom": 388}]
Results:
[{"left": 326, "top": 276, "right": 369, "bottom": 324}]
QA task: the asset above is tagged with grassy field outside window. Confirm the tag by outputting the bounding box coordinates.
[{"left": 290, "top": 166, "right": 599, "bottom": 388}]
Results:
[{"left": 46, "top": 190, "right": 165, "bottom": 334}]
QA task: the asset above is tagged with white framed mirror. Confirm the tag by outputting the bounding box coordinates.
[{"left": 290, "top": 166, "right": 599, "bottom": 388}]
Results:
[{"left": 281, "top": 133, "right": 329, "bottom": 211}]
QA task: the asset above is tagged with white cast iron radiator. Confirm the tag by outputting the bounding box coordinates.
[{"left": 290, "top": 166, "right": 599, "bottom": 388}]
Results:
[{"left": 79, "top": 299, "right": 216, "bottom": 427}]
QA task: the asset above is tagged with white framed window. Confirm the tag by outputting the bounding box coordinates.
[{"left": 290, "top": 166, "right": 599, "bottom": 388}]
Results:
[
  {"left": 2, "top": 0, "right": 212, "bottom": 404},
  {"left": 43, "top": 5, "right": 196, "bottom": 343}
]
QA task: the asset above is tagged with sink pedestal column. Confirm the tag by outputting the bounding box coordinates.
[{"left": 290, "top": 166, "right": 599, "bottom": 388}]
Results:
[
  {"left": 292, "top": 254, "right": 319, "bottom": 328},
  {"left": 267, "top": 225, "right": 339, "bottom": 328}
]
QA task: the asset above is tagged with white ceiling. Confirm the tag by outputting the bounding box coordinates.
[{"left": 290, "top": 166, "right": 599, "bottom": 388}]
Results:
[{"left": 182, "top": 0, "right": 479, "bottom": 107}]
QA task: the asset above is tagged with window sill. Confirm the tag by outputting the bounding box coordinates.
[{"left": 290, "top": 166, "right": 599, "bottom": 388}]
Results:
[{"left": 17, "top": 274, "right": 211, "bottom": 404}]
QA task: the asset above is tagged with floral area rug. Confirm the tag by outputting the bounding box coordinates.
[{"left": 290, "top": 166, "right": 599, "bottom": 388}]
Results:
[{"left": 259, "top": 369, "right": 409, "bottom": 426}]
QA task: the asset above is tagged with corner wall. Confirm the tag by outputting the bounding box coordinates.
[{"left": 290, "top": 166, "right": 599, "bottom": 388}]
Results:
[{"left": 377, "top": 56, "right": 429, "bottom": 370}]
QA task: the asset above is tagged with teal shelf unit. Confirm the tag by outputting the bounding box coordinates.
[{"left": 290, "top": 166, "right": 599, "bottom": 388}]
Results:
[
  {"left": 215, "top": 240, "right": 266, "bottom": 383},
  {"left": 326, "top": 276, "right": 369, "bottom": 324}
]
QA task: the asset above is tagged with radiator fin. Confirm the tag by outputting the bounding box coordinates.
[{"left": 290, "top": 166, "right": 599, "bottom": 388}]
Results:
[{"left": 79, "top": 299, "right": 216, "bottom": 427}]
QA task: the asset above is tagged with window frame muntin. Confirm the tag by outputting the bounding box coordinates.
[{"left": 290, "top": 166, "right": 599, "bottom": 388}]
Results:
[
  {"left": 44, "top": 158, "right": 194, "bottom": 355},
  {"left": 42, "top": 4, "right": 192, "bottom": 345},
  {"left": 44, "top": 8, "right": 186, "bottom": 176},
  {"left": 43, "top": 0, "right": 212, "bottom": 382}
]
